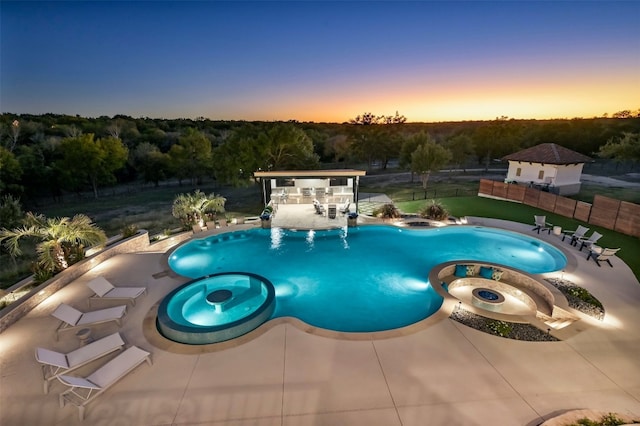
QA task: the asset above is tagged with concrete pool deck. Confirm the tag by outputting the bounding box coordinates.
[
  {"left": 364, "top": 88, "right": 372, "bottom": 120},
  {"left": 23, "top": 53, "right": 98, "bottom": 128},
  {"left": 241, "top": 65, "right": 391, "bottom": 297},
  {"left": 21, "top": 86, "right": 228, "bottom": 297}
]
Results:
[{"left": 1, "top": 218, "right": 640, "bottom": 425}]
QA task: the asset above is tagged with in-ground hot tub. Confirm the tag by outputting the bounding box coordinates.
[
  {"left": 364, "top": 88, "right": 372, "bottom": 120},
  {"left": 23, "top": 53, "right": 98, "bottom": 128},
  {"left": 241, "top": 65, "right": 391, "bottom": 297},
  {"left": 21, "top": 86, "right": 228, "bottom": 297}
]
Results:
[{"left": 157, "top": 272, "right": 276, "bottom": 344}]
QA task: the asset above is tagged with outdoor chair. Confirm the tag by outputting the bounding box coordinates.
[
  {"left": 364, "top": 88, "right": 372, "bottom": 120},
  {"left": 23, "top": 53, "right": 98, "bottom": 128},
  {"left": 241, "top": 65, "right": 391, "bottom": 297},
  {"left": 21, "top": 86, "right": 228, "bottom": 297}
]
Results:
[
  {"left": 339, "top": 200, "right": 350, "bottom": 215},
  {"left": 51, "top": 303, "right": 127, "bottom": 340},
  {"left": 586, "top": 247, "right": 620, "bottom": 267},
  {"left": 35, "top": 332, "right": 125, "bottom": 394},
  {"left": 313, "top": 199, "right": 325, "bottom": 215},
  {"left": 562, "top": 225, "right": 589, "bottom": 245},
  {"left": 218, "top": 218, "right": 227, "bottom": 227},
  {"left": 532, "top": 215, "right": 552, "bottom": 234},
  {"left": 86, "top": 276, "right": 147, "bottom": 307},
  {"left": 577, "top": 231, "right": 603, "bottom": 251},
  {"left": 57, "top": 345, "right": 152, "bottom": 421}
]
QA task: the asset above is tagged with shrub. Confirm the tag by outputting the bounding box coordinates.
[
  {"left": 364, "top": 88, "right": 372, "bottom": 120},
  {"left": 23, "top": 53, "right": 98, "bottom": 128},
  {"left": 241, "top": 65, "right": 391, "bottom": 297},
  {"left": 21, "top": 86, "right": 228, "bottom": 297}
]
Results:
[
  {"left": 373, "top": 203, "right": 400, "bottom": 219},
  {"left": 121, "top": 224, "right": 139, "bottom": 238},
  {"left": 419, "top": 199, "right": 449, "bottom": 221},
  {"left": 487, "top": 320, "right": 512, "bottom": 337}
]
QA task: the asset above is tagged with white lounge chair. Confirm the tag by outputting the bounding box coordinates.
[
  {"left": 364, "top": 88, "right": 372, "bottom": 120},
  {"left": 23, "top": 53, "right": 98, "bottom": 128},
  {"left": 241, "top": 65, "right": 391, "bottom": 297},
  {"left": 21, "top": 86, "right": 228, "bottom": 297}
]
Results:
[
  {"left": 35, "top": 332, "right": 126, "bottom": 394},
  {"left": 51, "top": 303, "right": 127, "bottom": 340},
  {"left": 58, "top": 346, "right": 152, "bottom": 421},
  {"left": 86, "top": 277, "right": 147, "bottom": 307},
  {"left": 562, "top": 225, "right": 589, "bottom": 245},
  {"left": 577, "top": 231, "right": 603, "bottom": 252},
  {"left": 532, "top": 215, "right": 552, "bottom": 234},
  {"left": 586, "top": 247, "right": 620, "bottom": 267}
]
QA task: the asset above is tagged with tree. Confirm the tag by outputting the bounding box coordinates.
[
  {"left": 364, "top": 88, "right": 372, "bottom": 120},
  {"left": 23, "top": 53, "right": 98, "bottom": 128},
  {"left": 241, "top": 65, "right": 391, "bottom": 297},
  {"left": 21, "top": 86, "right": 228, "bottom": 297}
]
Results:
[
  {"left": 56, "top": 134, "right": 128, "bottom": 198},
  {"left": 347, "top": 111, "right": 406, "bottom": 170},
  {"left": 0, "top": 146, "right": 24, "bottom": 197},
  {"left": 598, "top": 132, "right": 640, "bottom": 163},
  {"left": 132, "top": 142, "right": 171, "bottom": 186},
  {"left": 172, "top": 190, "right": 226, "bottom": 228},
  {"left": 400, "top": 132, "right": 436, "bottom": 182},
  {"left": 0, "top": 194, "right": 22, "bottom": 230},
  {"left": 213, "top": 123, "right": 319, "bottom": 186},
  {"left": 260, "top": 123, "right": 319, "bottom": 170},
  {"left": 168, "top": 128, "right": 212, "bottom": 185},
  {"left": 445, "top": 133, "right": 475, "bottom": 172},
  {"left": 0, "top": 212, "right": 106, "bottom": 275},
  {"left": 411, "top": 141, "right": 452, "bottom": 190}
]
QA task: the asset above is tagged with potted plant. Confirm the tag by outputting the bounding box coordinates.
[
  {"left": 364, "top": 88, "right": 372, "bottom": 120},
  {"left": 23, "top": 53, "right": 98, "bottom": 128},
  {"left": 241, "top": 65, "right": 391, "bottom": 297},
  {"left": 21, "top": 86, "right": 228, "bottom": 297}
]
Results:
[
  {"left": 260, "top": 206, "right": 273, "bottom": 228},
  {"left": 347, "top": 212, "right": 358, "bottom": 227}
]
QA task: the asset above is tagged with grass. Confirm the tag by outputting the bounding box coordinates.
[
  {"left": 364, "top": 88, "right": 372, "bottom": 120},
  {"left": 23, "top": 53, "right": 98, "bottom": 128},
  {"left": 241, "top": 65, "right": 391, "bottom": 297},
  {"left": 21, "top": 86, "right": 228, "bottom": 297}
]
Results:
[{"left": 396, "top": 196, "right": 640, "bottom": 280}]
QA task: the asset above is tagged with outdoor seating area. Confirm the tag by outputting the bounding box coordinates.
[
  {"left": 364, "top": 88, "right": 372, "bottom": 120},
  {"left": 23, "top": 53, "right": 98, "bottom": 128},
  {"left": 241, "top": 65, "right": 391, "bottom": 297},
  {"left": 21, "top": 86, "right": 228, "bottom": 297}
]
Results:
[{"left": 32, "top": 276, "right": 156, "bottom": 420}]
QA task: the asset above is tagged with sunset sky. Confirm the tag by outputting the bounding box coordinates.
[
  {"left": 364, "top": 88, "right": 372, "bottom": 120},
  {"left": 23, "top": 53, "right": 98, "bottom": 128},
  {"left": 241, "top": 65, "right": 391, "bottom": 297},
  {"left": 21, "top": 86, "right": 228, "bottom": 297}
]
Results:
[{"left": 2, "top": 1, "right": 639, "bottom": 123}]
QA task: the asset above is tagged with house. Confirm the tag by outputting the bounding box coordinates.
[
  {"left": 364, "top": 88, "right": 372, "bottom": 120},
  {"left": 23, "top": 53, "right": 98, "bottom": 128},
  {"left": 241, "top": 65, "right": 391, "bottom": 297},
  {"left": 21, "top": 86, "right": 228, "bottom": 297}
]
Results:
[{"left": 502, "top": 143, "right": 592, "bottom": 195}]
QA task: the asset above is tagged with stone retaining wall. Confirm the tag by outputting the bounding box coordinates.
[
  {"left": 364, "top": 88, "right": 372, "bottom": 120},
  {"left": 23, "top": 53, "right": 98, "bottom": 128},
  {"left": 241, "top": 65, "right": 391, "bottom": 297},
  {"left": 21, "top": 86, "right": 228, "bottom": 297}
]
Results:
[{"left": 0, "top": 230, "right": 162, "bottom": 334}]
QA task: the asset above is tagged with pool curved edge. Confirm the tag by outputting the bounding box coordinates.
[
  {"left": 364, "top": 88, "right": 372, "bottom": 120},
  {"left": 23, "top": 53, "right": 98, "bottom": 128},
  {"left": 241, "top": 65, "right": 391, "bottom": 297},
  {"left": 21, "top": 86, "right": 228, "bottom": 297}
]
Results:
[
  {"left": 144, "top": 302, "right": 451, "bottom": 354},
  {"left": 157, "top": 272, "right": 276, "bottom": 345}
]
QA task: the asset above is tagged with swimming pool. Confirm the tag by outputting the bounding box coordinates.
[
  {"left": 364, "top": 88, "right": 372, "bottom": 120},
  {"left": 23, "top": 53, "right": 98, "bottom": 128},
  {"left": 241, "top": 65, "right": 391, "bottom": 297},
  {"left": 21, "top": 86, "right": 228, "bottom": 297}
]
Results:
[{"left": 165, "top": 225, "right": 566, "bottom": 337}]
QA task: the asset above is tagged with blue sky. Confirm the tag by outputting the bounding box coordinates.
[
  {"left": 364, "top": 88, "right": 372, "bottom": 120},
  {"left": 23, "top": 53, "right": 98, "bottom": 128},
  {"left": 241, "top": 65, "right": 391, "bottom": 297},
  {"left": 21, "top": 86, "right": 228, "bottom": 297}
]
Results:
[{"left": 1, "top": 1, "right": 639, "bottom": 122}]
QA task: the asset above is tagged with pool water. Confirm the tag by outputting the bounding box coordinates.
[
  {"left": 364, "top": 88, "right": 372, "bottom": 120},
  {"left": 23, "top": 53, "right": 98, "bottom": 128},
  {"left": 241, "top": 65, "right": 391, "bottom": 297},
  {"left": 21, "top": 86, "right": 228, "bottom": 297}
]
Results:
[{"left": 168, "top": 225, "right": 566, "bottom": 333}]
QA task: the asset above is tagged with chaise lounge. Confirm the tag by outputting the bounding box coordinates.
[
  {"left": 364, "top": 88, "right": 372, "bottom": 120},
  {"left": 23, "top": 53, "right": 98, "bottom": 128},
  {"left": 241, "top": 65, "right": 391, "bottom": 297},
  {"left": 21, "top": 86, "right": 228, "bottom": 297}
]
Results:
[
  {"left": 51, "top": 303, "right": 127, "bottom": 340},
  {"left": 86, "top": 277, "right": 147, "bottom": 307},
  {"left": 57, "top": 345, "right": 152, "bottom": 421},
  {"left": 35, "top": 332, "right": 126, "bottom": 394}
]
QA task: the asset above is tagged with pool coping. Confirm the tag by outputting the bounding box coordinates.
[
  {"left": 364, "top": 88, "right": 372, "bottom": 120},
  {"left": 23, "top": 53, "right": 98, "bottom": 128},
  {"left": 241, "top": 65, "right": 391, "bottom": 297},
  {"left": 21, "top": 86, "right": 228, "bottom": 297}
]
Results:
[{"left": 145, "top": 223, "right": 577, "bottom": 353}]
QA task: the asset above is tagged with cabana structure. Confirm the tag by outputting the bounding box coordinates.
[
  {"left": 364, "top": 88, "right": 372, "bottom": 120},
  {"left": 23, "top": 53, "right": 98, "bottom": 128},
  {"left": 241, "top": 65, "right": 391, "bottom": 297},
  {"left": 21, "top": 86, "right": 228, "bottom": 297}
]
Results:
[
  {"left": 502, "top": 143, "right": 592, "bottom": 195},
  {"left": 253, "top": 169, "right": 366, "bottom": 212}
]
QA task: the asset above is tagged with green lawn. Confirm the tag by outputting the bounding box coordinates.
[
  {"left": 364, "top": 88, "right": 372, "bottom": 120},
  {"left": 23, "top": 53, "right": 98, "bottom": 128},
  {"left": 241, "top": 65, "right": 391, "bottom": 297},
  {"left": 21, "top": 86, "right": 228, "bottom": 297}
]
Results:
[{"left": 397, "top": 196, "right": 640, "bottom": 281}]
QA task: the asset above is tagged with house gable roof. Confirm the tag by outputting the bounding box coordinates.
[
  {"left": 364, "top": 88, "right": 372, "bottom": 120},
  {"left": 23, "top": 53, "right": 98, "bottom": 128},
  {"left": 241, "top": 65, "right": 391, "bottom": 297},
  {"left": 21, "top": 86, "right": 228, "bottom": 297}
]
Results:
[{"left": 502, "top": 143, "right": 592, "bottom": 165}]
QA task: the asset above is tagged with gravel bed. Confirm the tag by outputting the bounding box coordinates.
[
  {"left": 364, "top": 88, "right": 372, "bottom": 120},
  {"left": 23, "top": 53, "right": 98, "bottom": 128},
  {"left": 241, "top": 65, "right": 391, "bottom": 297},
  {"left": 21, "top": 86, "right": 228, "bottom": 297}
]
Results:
[
  {"left": 450, "top": 308, "right": 559, "bottom": 341},
  {"left": 545, "top": 278, "right": 605, "bottom": 320}
]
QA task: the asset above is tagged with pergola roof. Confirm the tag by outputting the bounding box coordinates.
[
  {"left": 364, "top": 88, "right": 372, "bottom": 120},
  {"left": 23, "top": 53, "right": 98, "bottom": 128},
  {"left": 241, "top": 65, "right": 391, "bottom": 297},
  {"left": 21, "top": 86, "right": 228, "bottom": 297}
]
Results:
[
  {"left": 253, "top": 169, "right": 366, "bottom": 178},
  {"left": 502, "top": 143, "right": 592, "bottom": 165}
]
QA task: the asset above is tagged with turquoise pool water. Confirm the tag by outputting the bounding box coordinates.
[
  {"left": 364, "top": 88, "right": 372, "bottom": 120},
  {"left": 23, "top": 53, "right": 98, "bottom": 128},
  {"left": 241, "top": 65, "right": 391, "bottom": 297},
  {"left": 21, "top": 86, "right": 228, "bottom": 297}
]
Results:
[{"left": 167, "top": 225, "right": 566, "bottom": 334}]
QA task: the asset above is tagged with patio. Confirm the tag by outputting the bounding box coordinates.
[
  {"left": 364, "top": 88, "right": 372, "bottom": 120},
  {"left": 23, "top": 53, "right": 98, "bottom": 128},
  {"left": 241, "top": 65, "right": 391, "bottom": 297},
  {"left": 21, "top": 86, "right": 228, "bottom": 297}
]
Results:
[{"left": 1, "top": 218, "right": 640, "bottom": 425}]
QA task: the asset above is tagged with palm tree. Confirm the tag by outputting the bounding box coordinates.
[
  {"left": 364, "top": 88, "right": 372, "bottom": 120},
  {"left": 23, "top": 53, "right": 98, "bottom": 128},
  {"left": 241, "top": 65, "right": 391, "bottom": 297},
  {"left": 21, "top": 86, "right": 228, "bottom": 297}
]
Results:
[
  {"left": 0, "top": 212, "right": 107, "bottom": 274},
  {"left": 172, "top": 190, "right": 226, "bottom": 228}
]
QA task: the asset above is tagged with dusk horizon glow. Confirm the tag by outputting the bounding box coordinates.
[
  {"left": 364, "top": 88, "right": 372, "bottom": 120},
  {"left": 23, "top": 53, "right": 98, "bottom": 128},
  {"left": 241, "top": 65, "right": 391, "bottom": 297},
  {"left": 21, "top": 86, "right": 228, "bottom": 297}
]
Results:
[{"left": 1, "top": 1, "right": 639, "bottom": 123}]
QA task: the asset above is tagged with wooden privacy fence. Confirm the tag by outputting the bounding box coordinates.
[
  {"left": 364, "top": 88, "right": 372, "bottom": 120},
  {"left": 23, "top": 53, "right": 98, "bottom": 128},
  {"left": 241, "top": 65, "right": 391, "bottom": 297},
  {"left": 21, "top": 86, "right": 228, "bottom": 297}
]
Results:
[{"left": 478, "top": 179, "right": 640, "bottom": 238}]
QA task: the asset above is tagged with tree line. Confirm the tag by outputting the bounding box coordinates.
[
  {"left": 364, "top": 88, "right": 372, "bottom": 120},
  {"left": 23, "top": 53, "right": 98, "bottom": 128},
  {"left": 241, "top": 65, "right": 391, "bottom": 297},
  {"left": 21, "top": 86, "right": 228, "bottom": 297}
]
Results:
[{"left": 1, "top": 112, "right": 639, "bottom": 211}]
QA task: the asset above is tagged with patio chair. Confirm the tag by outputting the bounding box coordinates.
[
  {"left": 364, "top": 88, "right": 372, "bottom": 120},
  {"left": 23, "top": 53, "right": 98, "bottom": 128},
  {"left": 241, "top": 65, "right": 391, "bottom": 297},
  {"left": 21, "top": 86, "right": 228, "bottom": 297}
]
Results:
[
  {"left": 562, "top": 225, "right": 589, "bottom": 245},
  {"left": 313, "top": 199, "right": 325, "bottom": 215},
  {"left": 586, "top": 247, "right": 620, "bottom": 267},
  {"left": 532, "top": 215, "right": 552, "bottom": 234},
  {"left": 577, "top": 231, "right": 603, "bottom": 252},
  {"left": 57, "top": 346, "right": 152, "bottom": 421},
  {"left": 339, "top": 200, "right": 350, "bottom": 215},
  {"left": 217, "top": 218, "right": 227, "bottom": 227},
  {"left": 86, "top": 277, "right": 147, "bottom": 307},
  {"left": 35, "top": 332, "right": 126, "bottom": 394},
  {"left": 51, "top": 303, "right": 127, "bottom": 340}
]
